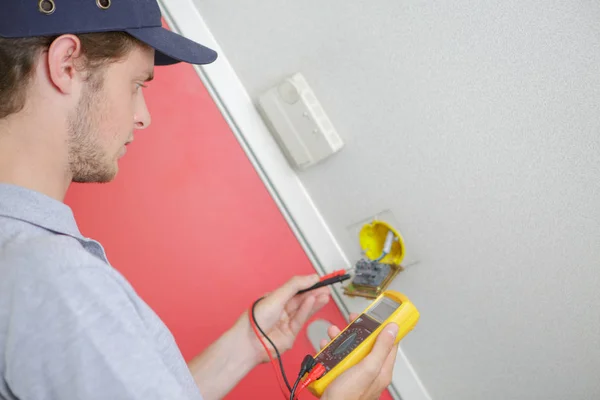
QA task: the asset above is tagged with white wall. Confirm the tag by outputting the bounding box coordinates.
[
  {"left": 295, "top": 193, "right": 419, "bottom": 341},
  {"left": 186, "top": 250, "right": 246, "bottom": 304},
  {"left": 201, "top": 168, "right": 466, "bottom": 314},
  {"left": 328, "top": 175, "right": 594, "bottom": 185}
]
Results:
[{"left": 192, "top": 1, "right": 600, "bottom": 399}]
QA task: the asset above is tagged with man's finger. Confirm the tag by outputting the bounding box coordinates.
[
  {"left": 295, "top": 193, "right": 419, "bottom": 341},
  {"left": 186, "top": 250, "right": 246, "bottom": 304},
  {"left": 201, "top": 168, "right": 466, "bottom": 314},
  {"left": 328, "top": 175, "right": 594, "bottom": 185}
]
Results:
[
  {"left": 372, "top": 343, "right": 399, "bottom": 393},
  {"left": 289, "top": 295, "right": 316, "bottom": 336},
  {"left": 266, "top": 275, "right": 320, "bottom": 307},
  {"left": 326, "top": 322, "right": 399, "bottom": 394},
  {"left": 358, "top": 323, "right": 398, "bottom": 381},
  {"left": 310, "top": 294, "right": 330, "bottom": 319},
  {"left": 285, "top": 286, "right": 330, "bottom": 315},
  {"left": 325, "top": 313, "right": 358, "bottom": 340},
  {"left": 327, "top": 324, "right": 341, "bottom": 339},
  {"left": 290, "top": 293, "right": 330, "bottom": 335}
]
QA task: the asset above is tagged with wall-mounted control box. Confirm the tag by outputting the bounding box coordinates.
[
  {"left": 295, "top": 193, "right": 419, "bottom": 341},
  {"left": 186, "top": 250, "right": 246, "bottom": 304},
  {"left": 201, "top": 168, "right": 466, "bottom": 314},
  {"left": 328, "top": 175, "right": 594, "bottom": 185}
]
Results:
[{"left": 257, "top": 73, "right": 344, "bottom": 169}]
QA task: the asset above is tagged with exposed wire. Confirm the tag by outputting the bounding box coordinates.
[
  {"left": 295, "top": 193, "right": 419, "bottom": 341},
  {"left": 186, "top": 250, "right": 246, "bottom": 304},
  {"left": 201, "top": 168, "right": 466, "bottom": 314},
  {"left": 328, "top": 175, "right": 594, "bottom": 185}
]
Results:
[{"left": 375, "top": 230, "right": 395, "bottom": 261}]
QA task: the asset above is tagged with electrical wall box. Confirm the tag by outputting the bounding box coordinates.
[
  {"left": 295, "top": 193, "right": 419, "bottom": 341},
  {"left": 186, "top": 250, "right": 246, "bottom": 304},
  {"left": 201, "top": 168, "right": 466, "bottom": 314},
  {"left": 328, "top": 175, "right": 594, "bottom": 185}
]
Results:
[{"left": 257, "top": 73, "right": 344, "bottom": 170}]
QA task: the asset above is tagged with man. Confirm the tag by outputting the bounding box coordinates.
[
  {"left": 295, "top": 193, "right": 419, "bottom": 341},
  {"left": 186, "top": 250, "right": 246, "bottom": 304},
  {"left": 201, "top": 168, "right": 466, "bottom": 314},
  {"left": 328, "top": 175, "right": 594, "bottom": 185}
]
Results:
[{"left": 0, "top": 0, "right": 400, "bottom": 399}]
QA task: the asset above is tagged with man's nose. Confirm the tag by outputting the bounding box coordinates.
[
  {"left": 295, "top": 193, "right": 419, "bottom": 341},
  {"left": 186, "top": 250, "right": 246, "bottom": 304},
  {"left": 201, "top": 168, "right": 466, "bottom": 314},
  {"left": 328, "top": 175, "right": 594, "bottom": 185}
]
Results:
[{"left": 134, "top": 96, "right": 151, "bottom": 130}]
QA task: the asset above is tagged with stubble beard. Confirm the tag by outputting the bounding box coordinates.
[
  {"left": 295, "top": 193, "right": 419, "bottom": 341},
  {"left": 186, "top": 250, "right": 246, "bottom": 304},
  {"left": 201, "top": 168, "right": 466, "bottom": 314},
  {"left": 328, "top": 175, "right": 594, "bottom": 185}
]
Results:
[{"left": 67, "top": 74, "right": 117, "bottom": 184}]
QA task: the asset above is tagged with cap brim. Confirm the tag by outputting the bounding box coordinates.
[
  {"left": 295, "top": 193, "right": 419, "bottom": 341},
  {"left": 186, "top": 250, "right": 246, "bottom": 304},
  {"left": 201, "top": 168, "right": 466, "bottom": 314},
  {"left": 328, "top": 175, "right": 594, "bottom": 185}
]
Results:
[{"left": 125, "top": 26, "right": 218, "bottom": 66}]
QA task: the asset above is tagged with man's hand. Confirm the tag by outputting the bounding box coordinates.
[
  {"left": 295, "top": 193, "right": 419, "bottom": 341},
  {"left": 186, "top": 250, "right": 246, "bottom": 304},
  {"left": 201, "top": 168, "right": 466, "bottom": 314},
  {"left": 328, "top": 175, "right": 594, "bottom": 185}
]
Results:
[
  {"left": 240, "top": 274, "right": 331, "bottom": 363},
  {"left": 320, "top": 316, "right": 399, "bottom": 400},
  {"left": 187, "top": 274, "right": 330, "bottom": 400}
]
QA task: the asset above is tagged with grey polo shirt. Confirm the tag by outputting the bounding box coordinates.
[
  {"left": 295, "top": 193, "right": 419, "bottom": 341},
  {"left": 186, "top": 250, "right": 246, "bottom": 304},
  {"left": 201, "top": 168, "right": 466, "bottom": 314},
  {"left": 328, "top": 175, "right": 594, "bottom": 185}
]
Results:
[{"left": 0, "top": 183, "right": 203, "bottom": 400}]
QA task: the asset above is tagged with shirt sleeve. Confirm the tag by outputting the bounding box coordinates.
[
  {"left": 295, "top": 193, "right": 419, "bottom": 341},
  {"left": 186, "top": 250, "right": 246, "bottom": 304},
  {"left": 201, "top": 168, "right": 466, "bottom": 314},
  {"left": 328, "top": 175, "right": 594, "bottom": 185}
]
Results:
[{"left": 4, "top": 256, "right": 201, "bottom": 400}]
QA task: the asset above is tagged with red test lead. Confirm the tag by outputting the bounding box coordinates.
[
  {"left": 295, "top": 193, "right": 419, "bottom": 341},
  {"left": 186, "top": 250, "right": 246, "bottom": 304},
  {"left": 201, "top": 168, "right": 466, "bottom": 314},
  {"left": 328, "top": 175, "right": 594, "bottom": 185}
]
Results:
[
  {"left": 296, "top": 268, "right": 355, "bottom": 295},
  {"left": 292, "top": 363, "right": 327, "bottom": 399},
  {"left": 319, "top": 268, "right": 352, "bottom": 281}
]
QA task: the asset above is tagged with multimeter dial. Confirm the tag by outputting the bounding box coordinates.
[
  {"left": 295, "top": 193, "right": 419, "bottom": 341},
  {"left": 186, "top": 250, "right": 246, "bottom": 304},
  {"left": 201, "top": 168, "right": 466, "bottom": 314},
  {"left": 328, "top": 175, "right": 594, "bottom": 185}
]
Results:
[
  {"left": 314, "top": 296, "right": 401, "bottom": 372},
  {"left": 314, "top": 315, "right": 380, "bottom": 371}
]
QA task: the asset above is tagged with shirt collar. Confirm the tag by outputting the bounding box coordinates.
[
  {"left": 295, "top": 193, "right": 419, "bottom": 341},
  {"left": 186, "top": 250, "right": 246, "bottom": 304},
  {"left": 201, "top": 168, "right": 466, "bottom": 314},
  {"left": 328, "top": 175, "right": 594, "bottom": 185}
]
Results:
[{"left": 0, "top": 183, "right": 83, "bottom": 238}]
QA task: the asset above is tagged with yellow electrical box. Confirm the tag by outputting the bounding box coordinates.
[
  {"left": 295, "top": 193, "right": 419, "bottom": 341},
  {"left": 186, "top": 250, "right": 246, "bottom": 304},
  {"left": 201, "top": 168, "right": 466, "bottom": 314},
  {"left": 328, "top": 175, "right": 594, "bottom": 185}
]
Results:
[
  {"left": 358, "top": 219, "right": 405, "bottom": 265},
  {"left": 343, "top": 220, "right": 406, "bottom": 299}
]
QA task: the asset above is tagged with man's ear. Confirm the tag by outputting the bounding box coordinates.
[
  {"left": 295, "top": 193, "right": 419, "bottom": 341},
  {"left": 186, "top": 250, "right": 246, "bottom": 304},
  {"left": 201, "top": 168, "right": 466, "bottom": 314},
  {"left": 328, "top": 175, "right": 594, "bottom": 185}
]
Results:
[{"left": 46, "top": 34, "right": 84, "bottom": 95}]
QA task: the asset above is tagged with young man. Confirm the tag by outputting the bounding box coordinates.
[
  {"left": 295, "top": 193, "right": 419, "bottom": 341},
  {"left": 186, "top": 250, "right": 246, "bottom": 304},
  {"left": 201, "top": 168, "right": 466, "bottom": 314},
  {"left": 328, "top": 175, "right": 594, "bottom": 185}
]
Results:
[{"left": 0, "top": 1, "right": 400, "bottom": 399}]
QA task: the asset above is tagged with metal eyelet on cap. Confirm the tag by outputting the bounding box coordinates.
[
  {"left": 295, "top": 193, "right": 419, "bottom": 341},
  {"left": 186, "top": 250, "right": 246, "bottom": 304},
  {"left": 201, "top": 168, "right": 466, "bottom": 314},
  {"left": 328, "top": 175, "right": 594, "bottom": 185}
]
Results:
[
  {"left": 38, "top": 0, "right": 56, "bottom": 15},
  {"left": 96, "top": 0, "right": 111, "bottom": 10}
]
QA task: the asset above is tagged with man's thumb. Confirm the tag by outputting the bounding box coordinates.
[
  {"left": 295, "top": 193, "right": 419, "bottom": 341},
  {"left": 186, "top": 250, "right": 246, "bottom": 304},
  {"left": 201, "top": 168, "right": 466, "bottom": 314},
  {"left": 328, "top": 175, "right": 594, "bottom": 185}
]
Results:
[
  {"left": 364, "top": 323, "right": 399, "bottom": 369},
  {"left": 333, "top": 323, "right": 399, "bottom": 390}
]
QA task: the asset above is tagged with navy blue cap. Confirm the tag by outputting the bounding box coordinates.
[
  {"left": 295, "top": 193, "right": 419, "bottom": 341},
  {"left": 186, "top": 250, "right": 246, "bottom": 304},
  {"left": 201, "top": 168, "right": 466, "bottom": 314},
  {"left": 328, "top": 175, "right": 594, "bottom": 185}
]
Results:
[{"left": 0, "top": 0, "right": 218, "bottom": 65}]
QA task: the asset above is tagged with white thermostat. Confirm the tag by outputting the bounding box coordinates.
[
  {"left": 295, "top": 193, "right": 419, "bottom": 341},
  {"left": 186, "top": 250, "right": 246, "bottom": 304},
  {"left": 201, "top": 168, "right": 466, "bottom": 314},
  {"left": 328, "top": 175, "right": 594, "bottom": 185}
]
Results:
[{"left": 257, "top": 73, "right": 344, "bottom": 169}]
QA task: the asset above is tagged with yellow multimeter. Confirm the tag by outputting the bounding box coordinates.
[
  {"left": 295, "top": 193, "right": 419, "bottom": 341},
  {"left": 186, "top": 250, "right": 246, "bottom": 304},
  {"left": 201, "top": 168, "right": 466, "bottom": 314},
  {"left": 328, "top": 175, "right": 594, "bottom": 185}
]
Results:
[{"left": 307, "top": 290, "right": 419, "bottom": 397}]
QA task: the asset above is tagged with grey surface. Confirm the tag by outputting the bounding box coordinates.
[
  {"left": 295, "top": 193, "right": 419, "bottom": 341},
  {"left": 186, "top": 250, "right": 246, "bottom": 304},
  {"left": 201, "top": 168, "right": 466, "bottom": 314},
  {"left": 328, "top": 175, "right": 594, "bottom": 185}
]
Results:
[
  {"left": 193, "top": 1, "right": 600, "bottom": 399},
  {"left": 307, "top": 319, "right": 332, "bottom": 354}
]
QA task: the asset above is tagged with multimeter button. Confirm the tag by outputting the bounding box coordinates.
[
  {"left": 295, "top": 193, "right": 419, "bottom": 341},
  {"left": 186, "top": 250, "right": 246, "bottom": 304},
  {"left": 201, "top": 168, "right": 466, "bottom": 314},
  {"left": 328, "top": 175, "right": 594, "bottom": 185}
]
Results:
[{"left": 333, "top": 331, "right": 358, "bottom": 355}]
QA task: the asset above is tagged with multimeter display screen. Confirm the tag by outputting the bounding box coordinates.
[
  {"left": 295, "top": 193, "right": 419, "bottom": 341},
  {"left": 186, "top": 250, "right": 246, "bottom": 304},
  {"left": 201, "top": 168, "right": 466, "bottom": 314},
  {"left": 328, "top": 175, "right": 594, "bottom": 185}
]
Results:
[{"left": 366, "top": 296, "right": 401, "bottom": 323}]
